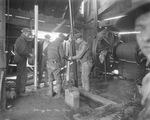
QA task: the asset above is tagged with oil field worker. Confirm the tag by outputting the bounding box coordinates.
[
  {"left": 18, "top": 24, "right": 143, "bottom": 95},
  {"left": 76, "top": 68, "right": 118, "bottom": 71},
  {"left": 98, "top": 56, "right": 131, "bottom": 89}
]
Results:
[
  {"left": 46, "top": 33, "right": 66, "bottom": 98},
  {"left": 116, "top": 0, "right": 150, "bottom": 119},
  {"left": 68, "top": 33, "right": 93, "bottom": 92},
  {"left": 37, "top": 34, "right": 51, "bottom": 89},
  {"left": 14, "top": 28, "right": 33, "bottom": 97}
]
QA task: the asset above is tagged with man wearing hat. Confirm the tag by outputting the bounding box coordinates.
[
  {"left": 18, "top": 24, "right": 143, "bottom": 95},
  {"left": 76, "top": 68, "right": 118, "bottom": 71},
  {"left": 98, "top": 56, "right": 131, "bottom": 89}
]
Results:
[
  {"left": 46, "top": 33, "right": 66, "bottom": 98},
  {"left": 37, "top": 34, "right": 51, "bottom": 88},
  {"left": 14, "top": 28, "right": 33, "bottom": 97},
  {"left": 116, "top": 0, "right": 150, "bottom": 119},
  {"left": 68, "top": 33, "right": 93, "bottom": 92}
]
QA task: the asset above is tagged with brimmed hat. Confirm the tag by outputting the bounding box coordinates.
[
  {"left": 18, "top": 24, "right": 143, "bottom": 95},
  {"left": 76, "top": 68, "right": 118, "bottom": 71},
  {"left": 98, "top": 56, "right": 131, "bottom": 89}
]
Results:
[
  {"left": 115, "top": 0, "right": 150, "bottom": 31},
  {"left": 74, "top": 33, "right": 82, "bottom": 40},
  {"left": 21, "top": 28, "right": 32, "bottom": 33},
  {"left": 44, "top": 34, "right": 51, "bottom": 39},
  {"left": 59, "top": 33, "right": 66, "bottom": 40}
]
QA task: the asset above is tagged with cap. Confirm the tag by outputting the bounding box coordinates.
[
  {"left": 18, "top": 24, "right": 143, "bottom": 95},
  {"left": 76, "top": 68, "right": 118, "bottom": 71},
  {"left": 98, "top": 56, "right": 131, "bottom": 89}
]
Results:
[
  {"left": 21, "top": 28, "right": 32, "bottom": 33},
  {"left": 115, "top": 0, "right": 150, "bottom": 31},
  {"left": 44, "top": 34, "right": 51, "bottom": 39},
  {"left": 74, "top": 33, "right": 82, "bottom": 40},
  {"left": 59, "top": 33, "right": 66, "bottom": 40}
]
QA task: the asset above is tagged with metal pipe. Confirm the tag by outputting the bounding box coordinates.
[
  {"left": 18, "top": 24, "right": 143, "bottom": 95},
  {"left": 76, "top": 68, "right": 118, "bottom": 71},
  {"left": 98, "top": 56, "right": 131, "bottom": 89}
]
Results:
[
  {"left": 104, "top": 57, "right": 107, "bottom": 82},
  {"left": 51, "top": 20, "right": 67, "bottom": 32},
  {"left": 34, "top": 5, "right": 38, "bottom": 90},
  {"left": 68, "top": 0, "right": 73, "bottom": 41},
  {"left": 68, "top": 0, "right": 78, "bottom": 87}
]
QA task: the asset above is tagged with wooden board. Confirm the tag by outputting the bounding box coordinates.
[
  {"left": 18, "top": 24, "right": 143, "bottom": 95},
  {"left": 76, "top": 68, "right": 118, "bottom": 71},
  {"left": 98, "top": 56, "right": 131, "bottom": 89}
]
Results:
[{"left": 72, "top": 87, "right": 117, "bottom": 105}]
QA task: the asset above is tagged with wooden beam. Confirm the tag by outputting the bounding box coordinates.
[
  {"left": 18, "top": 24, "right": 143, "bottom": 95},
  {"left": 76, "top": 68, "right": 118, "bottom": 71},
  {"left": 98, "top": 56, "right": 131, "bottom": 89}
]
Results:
[
  {"left": 85, "top": 0, "right": 118, "bottom": 25},
  {"left": 99, "top": 19, "right": 117, "bottom": 27},
  {"left": 93, "top": 0, "right": 98, "bottom": 35},
  {"left": 98, "top": 0, "right": 132, "bottom": 27},
  {"left": 6, "top": 8, "right": 65, "bottom": 25},
  {"left": 6, "top": 17, "right": 70, "bottom": 33},
  {"left": 100, "top": 0, "right": 131, "bottom": 20},
  {"left": 84, "top": 0, "right": 94, "bottom": 24},
  {"left": 0, "top": 0, "right": 6, "bottom": 68},
  {"left": 0, "top": 0, "right": 6, "bottom": 111},
  {"left": 72, "top": 87, "right": 117, "bottom": 105},
  {"left": 98, "top": 0, "right": 118, "bottom": 15}
]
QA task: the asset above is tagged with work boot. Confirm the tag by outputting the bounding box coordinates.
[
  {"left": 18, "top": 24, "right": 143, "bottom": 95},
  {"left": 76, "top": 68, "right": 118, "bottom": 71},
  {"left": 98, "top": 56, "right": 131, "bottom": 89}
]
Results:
[
  {"left": 37, "top": 81, "right": 41, "bottom": 89},
  {"left": 47, "top": 82, "right": 53, "bottom": 97},
  {"left": 54, "top": 84, "right": 62, "bottom": 98},
  {"left": 37, "top": 84, "right": 40, "bottom": 89}
]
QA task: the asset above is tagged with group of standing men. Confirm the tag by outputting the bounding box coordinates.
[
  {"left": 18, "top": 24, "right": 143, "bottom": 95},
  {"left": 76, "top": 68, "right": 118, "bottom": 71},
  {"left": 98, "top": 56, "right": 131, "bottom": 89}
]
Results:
[
  {"left": 14, "top": 29, "right": 93, "bottom": 98},
  {"left": 13, "top": 0, "right": 150, "bottom": 119}
]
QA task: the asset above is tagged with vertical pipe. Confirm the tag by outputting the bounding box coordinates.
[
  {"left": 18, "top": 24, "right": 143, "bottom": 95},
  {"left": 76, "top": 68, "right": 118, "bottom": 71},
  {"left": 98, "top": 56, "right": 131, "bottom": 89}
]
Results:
[
  {"left": 66, "top": 61, "right": 70, "bottom": 82},
  {"left": 34, "top": 5, "right": 38, "bottom": 90},
  {"left": 68, "top": 0, "right": 78, "bottom": 87},
  {"left": 104, "top": 57, "right": 107, "bottom": 82},
  {"left": 68, "top": 0, "right": 74, "bottom": 47},
  {"left": 66, "top": 39, "right": 71, "bottom": 82}
]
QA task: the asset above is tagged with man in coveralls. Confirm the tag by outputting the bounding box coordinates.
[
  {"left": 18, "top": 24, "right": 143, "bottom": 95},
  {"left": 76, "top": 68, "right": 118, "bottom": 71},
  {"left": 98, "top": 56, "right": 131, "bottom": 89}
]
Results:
[
  {"left": 46, "top": 33, "right": 66, "bottom": 98},
  {"left": 68, "top": 33, "right": 93, "bottom": 92},
  {"left": 116, "top": 0, "right": 150, "bottom": 119},
  {"left": 14, "top": 28, "right": 33, "bottom": 97},
  {"left": 38, "top": 34, "right": 51, "bottom": 88}
]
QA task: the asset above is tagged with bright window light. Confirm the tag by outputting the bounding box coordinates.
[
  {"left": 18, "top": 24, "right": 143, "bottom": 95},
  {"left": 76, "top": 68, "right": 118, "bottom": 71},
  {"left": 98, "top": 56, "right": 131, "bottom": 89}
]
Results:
[
  {"left": 118, "top": 31, "right": 141, "bottom": 35},
  {"left": 15, "top": 15, "right": 30, "bottom": 20},
  {"left": 103, "top": 15, "right": 126, "bottom": 21},
  {"left": 80, "top": 1, "right": 84, "bottom": 14},
  {"left": 112, "top": 69, "right": 119, "bottom": 75},
  {"left": 32, "top": 30, "right": 60, "bottom": 42},
  {"left": 5, "top": 14, "right": 12, "bottom": 17}
]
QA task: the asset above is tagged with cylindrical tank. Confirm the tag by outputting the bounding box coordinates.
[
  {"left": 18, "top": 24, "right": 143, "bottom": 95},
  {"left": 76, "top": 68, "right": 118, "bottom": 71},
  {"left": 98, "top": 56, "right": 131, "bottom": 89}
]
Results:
[{"left": 114, "top": 42, "right": 138, "bottom": 63}]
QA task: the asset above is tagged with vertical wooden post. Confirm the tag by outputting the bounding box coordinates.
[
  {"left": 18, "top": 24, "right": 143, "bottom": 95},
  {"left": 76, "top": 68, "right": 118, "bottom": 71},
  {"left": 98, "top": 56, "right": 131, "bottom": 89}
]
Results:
[
  {"left": 34, "top": 4, "right": 38, "bottom": 90},
  {"left": 0, "top": 0, "right": 6, "bottom": 110},
  {"left": 93, "top": 0, "right": 98, "bottom": 36},
  {"left": 0, "top": 0, "right": 6, "bottom": 68},
  {"left": 68, "top": 0, "right": 78, "bottom": 87}
]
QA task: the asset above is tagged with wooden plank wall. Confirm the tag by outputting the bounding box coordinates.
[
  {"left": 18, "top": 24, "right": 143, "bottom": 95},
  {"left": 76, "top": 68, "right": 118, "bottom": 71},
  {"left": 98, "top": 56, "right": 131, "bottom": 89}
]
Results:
[{"left": 0, "top": 0, "right": 6, "bottom": 68}]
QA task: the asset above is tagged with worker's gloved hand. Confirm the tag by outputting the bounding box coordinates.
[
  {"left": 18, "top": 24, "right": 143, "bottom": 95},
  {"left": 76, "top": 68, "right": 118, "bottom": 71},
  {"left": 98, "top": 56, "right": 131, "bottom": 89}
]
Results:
[
  {"left": 68, "top": 56, "right": 73, "bottom": 61},
  {"left": 63, "top": 56, "right": 70, "bottom": 61},
  {"left": 63, "top": 56, "right": 71, "bottom": 61}
]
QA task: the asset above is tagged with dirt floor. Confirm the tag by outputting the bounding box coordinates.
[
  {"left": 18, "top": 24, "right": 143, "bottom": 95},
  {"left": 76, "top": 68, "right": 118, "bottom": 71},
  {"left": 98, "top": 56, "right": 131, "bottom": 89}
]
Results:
[
  {"left": 90, "top": 76, "right": 139, "bottom": 103},
  {"left": 0, "top": 85, "right": 68, "bottom": 120},
  {"left": 0, "top": 75, "right": 143, "bottom": 120},
  {"left": 88, "top": 75, "right": 143, "bottom": 120}
]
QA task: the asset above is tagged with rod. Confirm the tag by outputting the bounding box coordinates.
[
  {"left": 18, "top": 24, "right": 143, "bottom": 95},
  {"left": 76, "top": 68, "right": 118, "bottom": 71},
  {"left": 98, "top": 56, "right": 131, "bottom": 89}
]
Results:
[
  {"left": 68, "top": 0, "right": 78, "bottom": 87},
  {"left": 51, "top": 20, "right": 67, "bottom": 32},
  {"left": 104, "top": 57, "right": 107, "bottom": 82},
  {"left": 34, "top": 4, "right": 38, "bottom": 90}
]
